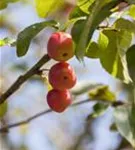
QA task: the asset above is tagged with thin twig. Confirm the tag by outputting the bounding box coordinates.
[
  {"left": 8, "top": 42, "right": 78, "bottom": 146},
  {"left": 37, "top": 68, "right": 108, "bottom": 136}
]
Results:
[
  {"left": 0, "top": 54, "right": 50, "bottom": 105},
  {"left": 0, "top": 100, "right": 125, "bottom": 133},
  {"left": 0, "top": 109, "right": 52, "bottom": 133},
  {"left": 0, "top": 99, "right": 90, "bottom": 133}
]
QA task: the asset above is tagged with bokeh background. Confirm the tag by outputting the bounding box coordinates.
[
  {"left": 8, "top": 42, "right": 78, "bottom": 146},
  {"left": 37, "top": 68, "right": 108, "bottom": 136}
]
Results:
[{"left": 0, "top": 0, "right": 133, "bottom": 150}]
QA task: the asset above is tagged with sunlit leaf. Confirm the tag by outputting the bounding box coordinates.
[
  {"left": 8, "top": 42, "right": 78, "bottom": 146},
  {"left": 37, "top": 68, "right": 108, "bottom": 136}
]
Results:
[
  {"left": 34, "top": 0, "right": 64, "bottom": 18},
  {"left": 72, "top": 0, "right": 121, "bottom": 61},
  {"left": 0, "top": 39, "right": 6, "bottom": 46},
  {"left": 114, "top": 18, "right": 135, "bottom": 33},
  {"left": 99, "top": 29, "right": 132, "bottom": 83},
  {"left": 85, "top": 41, "right": 100, "bottom": 59},
  {"left": 128, "top": 5, "right": 135, "bottom": 19},
  {"left": 98, "top": 31, "right": 109, "bottom": 51},
  {"left": 77, "top": 0, "right": 95, "bottom": 14},
  {"left": 86, "top": 32, "right": 109, "bottom": 59},
  {"left": 17, "top": 20, "right": 59, "bottom": 57},
  {"left": 0, "top": 37, "right": 16, "bottom": 47},
  {"left": 89, "top": 85, "right": 116, "bottom": 102}
]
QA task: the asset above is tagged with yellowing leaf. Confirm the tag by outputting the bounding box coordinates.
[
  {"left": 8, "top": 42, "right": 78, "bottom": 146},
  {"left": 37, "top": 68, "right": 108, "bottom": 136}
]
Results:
[
  {"left": 88, "top": 85, "right": 116, "bottom": 102},
  {"left": 0, "top": 37, "right": 15, "bottom": 47},
  {"left": 35, "top": 0, "right": 65, "bottom": 17},
  {"left": 43, "top": 76, "right": 53, "bottom": 91},
  {"left": 0, "top": 39, "right": 5, "bottom": 46}
]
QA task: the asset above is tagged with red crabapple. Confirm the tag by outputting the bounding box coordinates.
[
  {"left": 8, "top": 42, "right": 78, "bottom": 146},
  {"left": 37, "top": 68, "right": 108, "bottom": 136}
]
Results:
[
  {"left": 47, "top": 32, "right": 74, "bottom": 61},
  {"left": 49, "top": 62, "right": 76, "bottom": 90},
  {"left": 47, "top": 89, "right": 72, "bottom": 113}
]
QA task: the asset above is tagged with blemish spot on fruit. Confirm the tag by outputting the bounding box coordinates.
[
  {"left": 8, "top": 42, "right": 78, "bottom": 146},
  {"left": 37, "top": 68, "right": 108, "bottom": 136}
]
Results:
[
  {"left": 62, "top": 53, "right": 68, "bottom": 57},
  {"left": 64, "top": 76, "right": 68, "bottom": 80}
]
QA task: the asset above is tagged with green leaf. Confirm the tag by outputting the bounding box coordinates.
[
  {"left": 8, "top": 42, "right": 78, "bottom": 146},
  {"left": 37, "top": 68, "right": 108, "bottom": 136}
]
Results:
[
  {"left": 71, "top": 19, "right": 86, "bottom": 45},
  {"left": 114, "top": 18, "right": 135, "bottom": 33},
  {"left": 89, "top": 85, "right": 116, "bottom": 102},
  {"left": 69, "top": 6, "right": 88, "bottom": 19},
  {"left": 17, "top": 20, "right": 59, "bottom": 57},
  {"left": 128, "top": 5, "right": 135, "bottom": 19},
  {"left": 0, "top": 37, "right": 16, "bottom": 47},
  {"left": 0, "top": 0, "right": 19, "bottom": 10},
  {"left": 85, "top": 41, "right": 100, "bottom": 59},
  {"left": 126, "top": 45, "right": 135, "bottom": 82},
  {"left": 127, "top": 45, "right": 135, "bottom": 67},
  {"left": 85, "top": 32, "right": 109, "bottom": 59},
  {"left": 99, "top": 29, "right": 132, "bottom": 83},
  {"left": 60, "top": 16, "right": 86, "bottom": 32},
  {"left": 71, "top": 0, "right": 121, "bottom": 61},
  {"left": 114, "top": 105, "right": 135, "bottom": 148},
  {"left": 98, "top": 31, "right": 109, "bottom": 51},
  {"left": 34, "top": 0, "right": 64, "bottom": 18},
  {"left": 88, "top": 102, "right": 108, "bottom": 119},
  {"left": 0, "top": 102, "right": 8, "bottom": 118}
]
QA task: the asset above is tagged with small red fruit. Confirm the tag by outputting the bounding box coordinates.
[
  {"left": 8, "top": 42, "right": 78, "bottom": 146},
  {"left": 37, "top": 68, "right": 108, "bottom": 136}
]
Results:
[
  {"left": 47, "top": 89, "right": 72, "bottom": 113},
  {"left": 47, "top": 32, "right": 74, "bottom": 61},
  {"left": 49, "top": 62, "right": 76, "bottom": 90}
]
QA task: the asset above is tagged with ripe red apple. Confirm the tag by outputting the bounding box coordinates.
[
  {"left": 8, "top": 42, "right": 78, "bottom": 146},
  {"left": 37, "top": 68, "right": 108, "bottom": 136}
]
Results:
[
  {"left": 49, "top": 62, "right": 77, "bottom": 90},
  {"left": 47, "top": 32, "right": 74, "bottom": 61},
  {"left": 47, "top": 89, "right": 72, "bottom": 112}
]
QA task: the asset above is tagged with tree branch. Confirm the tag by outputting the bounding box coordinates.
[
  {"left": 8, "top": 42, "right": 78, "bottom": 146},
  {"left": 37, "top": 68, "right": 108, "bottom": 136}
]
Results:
[
  {"left": 0, "top": 54, "right": 50, "bottom": 105},
  {"left": 0, "top": 100, "right": 125, "bottom": 133}
]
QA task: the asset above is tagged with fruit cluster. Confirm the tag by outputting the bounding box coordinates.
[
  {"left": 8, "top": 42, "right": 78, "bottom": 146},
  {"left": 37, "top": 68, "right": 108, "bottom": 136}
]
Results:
[{"left": 46, "top": 32, "right": 77, "bottom": 113}]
